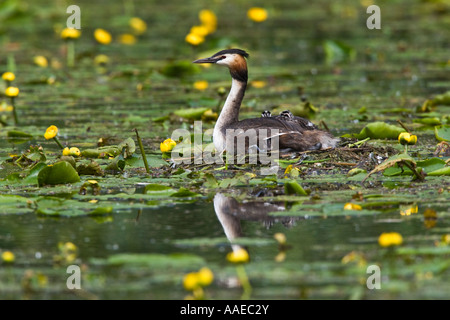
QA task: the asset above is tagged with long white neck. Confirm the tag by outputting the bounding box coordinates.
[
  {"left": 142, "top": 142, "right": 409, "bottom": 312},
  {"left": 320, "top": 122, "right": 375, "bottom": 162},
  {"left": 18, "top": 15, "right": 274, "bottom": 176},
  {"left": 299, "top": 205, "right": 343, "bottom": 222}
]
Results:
[{"left": 213, "top": 78, "right": 247, "bottom": 153}]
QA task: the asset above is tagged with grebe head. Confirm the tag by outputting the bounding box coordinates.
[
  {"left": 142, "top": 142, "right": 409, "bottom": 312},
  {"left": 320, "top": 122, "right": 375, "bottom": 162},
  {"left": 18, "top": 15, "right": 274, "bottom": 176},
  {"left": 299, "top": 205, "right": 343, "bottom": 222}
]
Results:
[{"left": 193, "top": 48, "right": 249, "bottom": 82}]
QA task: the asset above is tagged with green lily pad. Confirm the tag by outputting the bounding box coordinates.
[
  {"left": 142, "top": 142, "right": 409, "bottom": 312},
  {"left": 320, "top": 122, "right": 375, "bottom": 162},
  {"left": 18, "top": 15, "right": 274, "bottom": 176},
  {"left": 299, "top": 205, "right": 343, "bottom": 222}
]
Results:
[
  {"left": 323, "top": 40, "right": 356, "bottom": 64},
  {"left": 37, "top": 161, "right": 81, "bottom": 187},
  {"left": 117, "top": 137, "right": 136, "bottom": 159},
  {"left": 22, "top": 162, "right": 48, "bottom": 184},
  {"left": 384, "top": 158, "right": 446, "bottom": 176},
  {"left": 364, "top": 153, "right": 417, "bottom": 181},
  {"left": 174, "top": 107, "right": 210, "bottom": 120},
  {"left": 434, "top": 125, "right": 450, "bottom": 142},
  {"left": 0, "top": 194, "right": 32, "bottom": 215},
  {"left": 76, "top": 160, "right": 104, "bottom": 176},
  {"left": 35, "top": 197, "right": 113, "bottom": 217},
  {"left": 105, "top": 155, "right": 126, "bottom": 173},
  {"left": 355, "top": 122, "right": 406, "bottom": 140},
  {"left": 170, "top": 187, "right": 200, "bottom": 197},
  {"left": 397, "top": 246, "right": 450, "bottom": 255},
  {"left": 427, "top": 166, "right": 450, "bottom": 176},
  {"left": 413, "top": 117, "right": 441, "bottom": 126},
  {"left": 105, "top": 253, "right": 205, "bottom": 268},
  {"left": 7, "top": 130, "right": 33, "bottom": 138},
  {"left": 284, "top": 180, "right": 308, "bottom": 196},
  {"left": 160, "top": 60, "right": 200, "bottom": 78},
  {"left": 144, "top": 183, "right": 174, "bottom": 193},
  {"left": 125, "top": 154, "right": 168, "bottom": 168},
  {"left": 430, "top": 90, "right": 450, "bottom": 106},
  {"left": 82, "top": 146, "right": 121, "bottom": 158}
]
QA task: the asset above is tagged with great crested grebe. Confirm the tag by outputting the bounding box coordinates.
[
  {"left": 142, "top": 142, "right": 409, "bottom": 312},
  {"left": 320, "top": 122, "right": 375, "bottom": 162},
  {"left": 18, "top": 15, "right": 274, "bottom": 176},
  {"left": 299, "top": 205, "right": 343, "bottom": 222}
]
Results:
[{"left": 193, "top": 48, "right": 339, "bottom": 153}]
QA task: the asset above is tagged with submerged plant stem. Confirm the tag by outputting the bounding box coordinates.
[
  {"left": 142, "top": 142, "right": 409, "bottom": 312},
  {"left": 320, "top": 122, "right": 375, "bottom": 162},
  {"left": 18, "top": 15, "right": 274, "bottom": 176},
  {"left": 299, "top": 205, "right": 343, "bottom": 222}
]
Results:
[
  {"left": 134, "top": 128, "right": 150, "bottom": 174},
  {"left": 53, "top": 137, "right": 64, "bottom": 149},
  {"left": 348, "top": 137, "right": 370, "bottom": 148},
  {"left": 236, "top": 265, "right": 252, "bottom": 300},
  {"left": 402, "top": 160, "right": 424, "bottom": 182},
  {"left": 397, "top": 119, "right": 410, "bottom": 133},
  {"left": 11, "top": 98, "right": 18, "bottom": 126},
  {"left": 67, "top": 41, "right": 75, "bottom": 68}
]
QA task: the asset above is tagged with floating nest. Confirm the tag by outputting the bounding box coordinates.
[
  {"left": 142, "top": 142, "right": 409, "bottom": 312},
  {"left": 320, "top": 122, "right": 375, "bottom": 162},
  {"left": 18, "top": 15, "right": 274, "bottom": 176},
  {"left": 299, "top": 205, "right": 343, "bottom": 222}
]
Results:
[
  {"left": 162, "top": 137, "right": 398, "bottom": 176},
  {"left": 280, "top": 137, "right": 398, "bottom": 173}
]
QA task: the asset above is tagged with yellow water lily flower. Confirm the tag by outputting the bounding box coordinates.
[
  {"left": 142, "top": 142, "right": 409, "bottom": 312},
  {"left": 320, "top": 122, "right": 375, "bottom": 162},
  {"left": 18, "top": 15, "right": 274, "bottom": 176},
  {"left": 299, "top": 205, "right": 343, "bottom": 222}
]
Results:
[
  {"left": 129, "top": 17, "right": 147, "bottom": 35},
  {"left": 94, "top": 54, "right": 110, "bottom": 65},
  {"left": 378, "top": 232, "right": 403, "bottom": 247},
  {"left": 1, "top": 251, "right": 15, "bottom": 263},
  {"left": 160, "top": 138, "right": 177, "bottom": 153},
  {"left": 344, "top": 202, "right": 362, "bottom": 210},
  {"left": 251, "top": 80, "right": 267, "bottom": 88},
  {"left": 2, "top": 72, "right": 15, "bottom": 82},
  {"left": 5, "top": 87, "right": 19, "bottom": 97},
  {"left": 226, "top": 247, "right": 249, "bottom": 263},
  {"left": 183, "top": 272, "right": 200, "bottom": 291},
  {"left": 275, "top": 251, "right": 286, "bottom": 262},
  {"left": 274, "top": 232, "right": 287, "bottom": 245},
  {"left": 44, "top": 125, "right": 58, "bottom": 140},
  {"left": 197, "top": 267, "right": 214, "bottom": 286},
  {"left": 182, "top": 267, "right": 214, "bottom": 291},
  {"left": 190, "top": 25, "right": 209, "bottom": 37},
  {"left": 185, "top": 33, "right": 204, "bottom": 46},
  {"left": 199, "top": 9, "right": 217, "bottom": 33},
  {"left": 193, "top": 80, "right": 208, "bottom": 90},
  {"left": 69, "top": 147, "right": 81, "bottom": 157},
  {"left": 0, "top": 103, "right": 13, "bottom": 112},
  {"left": 94, "top": 28, "right": 112, "bottom": 45},
  {"left": 247, "top": 7, "right": 268, "bottom": 22},
  {"left": 201, "top": 109, "right": 218, "bottom": 121},
  {"left": 61, "top": 27, "right": 81, "bottom": 39},
  {"left": 398, "top": 132, "right": 417, "bottom": 145},
  {"left": 400, "top": 204, "right": 418, "bottom": 216},
  {"left": 341, "top": 251, "right": 367, "bottom": 267},
  {"left": 424, "top": 208, "right": 437, "bottom": 229},
  {"left": 64, "top": 242, "right": 77, "bottom": 252},
  {"left": 118, "top": 33, "right": 137, "bottom": 45},
  {"left": 62, "top": 147, "right": 70, "bottom": 156},
  {"left": 34, "top": 56, "right": 48, "bottom": 68}
]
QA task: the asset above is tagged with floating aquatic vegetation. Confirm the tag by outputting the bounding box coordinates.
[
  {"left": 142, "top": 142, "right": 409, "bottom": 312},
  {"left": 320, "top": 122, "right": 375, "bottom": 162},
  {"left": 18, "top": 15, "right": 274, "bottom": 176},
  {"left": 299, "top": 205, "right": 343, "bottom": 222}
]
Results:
[
  {"left": 435, "top": 125, "right": 450, "bottom": 142},
  {"left": 60, "top": 27, "right": 81, "bottom": 67},
  {"left": 37, "top": 161, "right": 81, "bottom": 186},
  {"left": 347, "top": 121, "right": 406, "bottom": 140},
  {"left": 247, "top": 7, "right": 268, "bottom": 23},
  {"left": 378, "top": 232, "right": 403, "bottom": 247}
]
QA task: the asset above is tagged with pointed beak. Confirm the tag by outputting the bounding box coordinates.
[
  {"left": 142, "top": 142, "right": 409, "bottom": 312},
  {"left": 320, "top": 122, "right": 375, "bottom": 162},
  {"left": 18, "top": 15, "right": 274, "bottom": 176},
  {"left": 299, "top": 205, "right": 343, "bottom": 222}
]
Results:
[{"left": 193, "top": 56, "right": 219, "bottom": 64}]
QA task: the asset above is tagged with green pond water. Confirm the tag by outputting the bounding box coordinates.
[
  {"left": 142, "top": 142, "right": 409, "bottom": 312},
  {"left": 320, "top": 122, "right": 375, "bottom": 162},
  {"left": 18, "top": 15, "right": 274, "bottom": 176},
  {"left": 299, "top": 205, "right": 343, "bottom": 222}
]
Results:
[{"left": 0, "top": 0, "right": 449, "bottom": 300}]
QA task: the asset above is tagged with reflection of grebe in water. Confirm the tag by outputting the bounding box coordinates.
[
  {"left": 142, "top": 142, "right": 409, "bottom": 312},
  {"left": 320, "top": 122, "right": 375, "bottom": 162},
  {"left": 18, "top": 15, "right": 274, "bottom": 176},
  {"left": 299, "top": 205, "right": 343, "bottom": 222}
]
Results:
[{"left": 213, "top": 193, "right": 298, "bottom": 254}]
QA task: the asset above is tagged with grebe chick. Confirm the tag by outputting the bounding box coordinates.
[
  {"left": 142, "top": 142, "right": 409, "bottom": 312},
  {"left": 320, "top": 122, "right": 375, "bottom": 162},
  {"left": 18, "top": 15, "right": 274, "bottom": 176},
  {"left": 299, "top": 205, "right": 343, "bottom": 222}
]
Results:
[
  {"left": 261, "top": 110, "right": 272, "bottom": 118},
  {"left": 193, "top": 49, "right": 339, "bottom": 153},
  {"left": 262, "top": 110, "right": 319, "bottom": 130}
]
